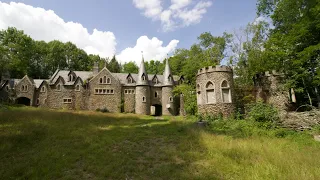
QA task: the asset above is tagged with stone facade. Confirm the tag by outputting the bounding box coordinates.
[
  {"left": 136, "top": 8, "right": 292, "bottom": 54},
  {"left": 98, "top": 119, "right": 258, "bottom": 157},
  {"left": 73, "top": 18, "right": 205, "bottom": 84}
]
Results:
[
  {"left": 254, "top": 71, "right": 290, "bottom": 111},
  {"left": 196, "top": 66, "right": 235, "bottom": 117},
  {"left": 0, "top": 59, "right": 184, "bottom": 116}
]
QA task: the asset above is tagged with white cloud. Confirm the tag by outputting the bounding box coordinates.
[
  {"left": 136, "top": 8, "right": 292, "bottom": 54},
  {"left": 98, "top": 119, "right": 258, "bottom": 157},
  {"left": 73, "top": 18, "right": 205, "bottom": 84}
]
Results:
[
  {"left": 0, "top": 2, "right": 116, "bottom": 58},
  {"left": 117, "top": 36, "right": 179, "bottom": 64},
  {"left": 133, "top": 0, "right": 212, "bottom": 31},
  {"left": 0, "top": 2, "right": 180, "bottom": 65}
]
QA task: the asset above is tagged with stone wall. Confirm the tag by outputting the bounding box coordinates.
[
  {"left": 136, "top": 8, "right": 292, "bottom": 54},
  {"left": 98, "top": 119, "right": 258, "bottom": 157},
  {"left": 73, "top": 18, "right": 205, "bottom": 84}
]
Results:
[
  {"left": 47, "top": 80, "right": 74, "bottom": 110},
  {"left": 15, "top": 76, "right": 35, "bottom": 105},
  {"left": 162, "top": 86, "right": 175, "bottom": 115},
  {"left": 151, "top": 87, "right": 162, "bottom": 105},
  {"left": 123, "top": 86, "right": 135, "bottom": 113},
  {"left": 88, "top": 69, "right": 122, "bottom": 112},
  {"left": 135, "top": 86, "right": 150, "bottom": 115},
  {"left": 198, "top": 103, "right": 235, "bottom": 117},
  {"left": 38, "top": 83, "right": 48, "bottom": 108},
  {"left": 196, "top": 66, "right": 235, "bottom": 117}
]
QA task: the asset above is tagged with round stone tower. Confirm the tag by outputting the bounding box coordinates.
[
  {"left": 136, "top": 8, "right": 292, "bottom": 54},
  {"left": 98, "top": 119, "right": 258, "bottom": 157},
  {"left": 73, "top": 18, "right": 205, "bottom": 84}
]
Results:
[
  {"left": 135, "top": 54, "right": 150, "bottom": 115},
  {"left": 162, "top": 58, "right": 175, "bottom": 115},
  {"left": 196, "top": 65, "right": 235, "bottom": 117}
]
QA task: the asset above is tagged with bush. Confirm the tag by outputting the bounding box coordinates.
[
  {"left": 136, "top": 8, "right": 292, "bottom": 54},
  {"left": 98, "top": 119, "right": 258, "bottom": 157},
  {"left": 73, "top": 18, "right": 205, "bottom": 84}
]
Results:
[{"left": 247, "top": 101, "right": 280, "bottom": 124}]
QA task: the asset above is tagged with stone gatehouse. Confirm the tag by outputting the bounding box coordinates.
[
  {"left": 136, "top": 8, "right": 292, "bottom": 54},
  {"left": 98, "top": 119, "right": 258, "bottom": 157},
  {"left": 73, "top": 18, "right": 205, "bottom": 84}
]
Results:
[{"left": 0, "top": 57, "right": 184, "bottom": 116}]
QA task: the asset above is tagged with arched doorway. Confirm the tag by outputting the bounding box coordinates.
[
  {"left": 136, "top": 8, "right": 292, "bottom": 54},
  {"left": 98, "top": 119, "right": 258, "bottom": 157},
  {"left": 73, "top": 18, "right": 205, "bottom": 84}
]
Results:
[
  {"left": 151, "top": 104, "right": 162, "bottom": 116},
  {"left": 16, "top": 97, "right": 31, "bottom": 106}
]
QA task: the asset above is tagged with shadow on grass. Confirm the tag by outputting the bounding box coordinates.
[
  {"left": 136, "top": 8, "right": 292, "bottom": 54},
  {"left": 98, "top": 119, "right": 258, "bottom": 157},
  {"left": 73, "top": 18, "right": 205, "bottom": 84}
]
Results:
[{"left": 0, "top": 107, "right": 225, "bottom": 179}]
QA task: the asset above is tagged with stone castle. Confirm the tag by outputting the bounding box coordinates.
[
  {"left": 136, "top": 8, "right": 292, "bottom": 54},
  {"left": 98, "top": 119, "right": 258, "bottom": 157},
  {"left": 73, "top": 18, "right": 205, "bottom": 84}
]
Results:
[
  {"left": 0, "top": 56, "right": 184, "bottom": 116},
  {"left": 196, "top": 66, "right": 235, "bottom": 117},
  {"left": 1, "top": 53, "right": 291, "bottom": 117}
]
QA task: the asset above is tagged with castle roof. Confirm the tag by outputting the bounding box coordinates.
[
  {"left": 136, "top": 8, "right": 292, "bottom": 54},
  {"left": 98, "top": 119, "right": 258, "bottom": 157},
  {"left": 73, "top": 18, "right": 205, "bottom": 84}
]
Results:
[
  {"left": 136, "top": 54, "right": 149, "bottom": 85},
  {"left": 162, "top": 58, "right": 174, "bottom": 86}
]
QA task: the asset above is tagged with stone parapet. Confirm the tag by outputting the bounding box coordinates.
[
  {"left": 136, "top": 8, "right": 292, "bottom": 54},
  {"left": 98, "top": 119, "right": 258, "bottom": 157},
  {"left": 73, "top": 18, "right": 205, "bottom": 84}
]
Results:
[{"left": 197, "top": 65, "right": 233, "bottom": 76}]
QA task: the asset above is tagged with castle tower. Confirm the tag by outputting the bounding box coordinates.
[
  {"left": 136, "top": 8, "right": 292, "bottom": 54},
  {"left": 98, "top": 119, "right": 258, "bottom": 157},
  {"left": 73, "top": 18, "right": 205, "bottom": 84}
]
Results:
[
  {"left": 162, "top": 58, "right": 175, "bottom": 115},
  {"left": 135, "top": 52, "right": 150, "bottom": 115},
  {"left": 196, "top": 66, "right": 235, "bottom": 117}
]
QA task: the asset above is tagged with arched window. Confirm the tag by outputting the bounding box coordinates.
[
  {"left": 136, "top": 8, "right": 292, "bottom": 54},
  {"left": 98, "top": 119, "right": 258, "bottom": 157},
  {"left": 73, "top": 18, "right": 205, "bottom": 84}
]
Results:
[
  {"left": 206, "top": 81, "right": 215, "bottom": 104},
  {"left": 168, "top": 75, "right": 172, "bottom": 82},
  {"left": 153, "top": 77, "right": 158, "bottom": 84},
  {"left": 25, "top": 85, "right": 28, "bottom": 91},
  {"left": 69, "top": 74, "right": 74, "bottom": 82},
  {"left": 107, "top": 78, "right": 111, "bottom": 84},
  {"left": 142, "top": 96, "right": 146, "bottom": 102},
  {"left": 197, "top": 84, "right": 201, "bottom": 104},
  {"left": 127, "top": 77, "right": 133, "bottom": 84},
  {"left": 103, "top": 76, "right": 107, "bottom": 84},
  {"left": 41, "top": 86, "right": 46, "bottom": 92},
  {"left": 221, "top": 80, "right": 231, "bottom": 103},
  {"left": 21, "top": 85, "right": 24, "bottom": 91},
  {"left": 142, "top": 74, "right": 146, "bottom": 81},
  {"left": 36, "top": 98, "right": 40, "bottom": 105},
  {"left": 76, "top": 84, "right": 80, "bottom": 91},
  {"left": 99, "top": 78, "right": 103, "bottom": 84},
  {"left": 169, "top": 96, "right": 173, "bottom": 102},
  {"left": 57, "top": 84, "right": 61, "bottom": 91}
]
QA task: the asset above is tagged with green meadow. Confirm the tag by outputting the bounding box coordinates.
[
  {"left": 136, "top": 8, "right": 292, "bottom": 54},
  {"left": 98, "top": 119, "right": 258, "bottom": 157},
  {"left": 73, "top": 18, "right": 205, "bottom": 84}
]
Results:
[{"left": 0, "top": 107, "right": 319, "bottom": 180}]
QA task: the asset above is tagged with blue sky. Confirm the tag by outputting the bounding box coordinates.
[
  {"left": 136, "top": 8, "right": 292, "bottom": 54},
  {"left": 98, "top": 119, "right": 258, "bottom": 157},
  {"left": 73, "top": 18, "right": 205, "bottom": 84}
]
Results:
[{"left": 0, "top": 0, "right": 258, "bottom": 64}]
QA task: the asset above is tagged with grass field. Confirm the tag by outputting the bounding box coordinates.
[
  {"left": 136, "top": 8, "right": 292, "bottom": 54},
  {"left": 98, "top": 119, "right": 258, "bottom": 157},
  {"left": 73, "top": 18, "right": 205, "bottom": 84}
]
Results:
[{"left": 0, "top": 107, "right": 320, "bottom": 179}]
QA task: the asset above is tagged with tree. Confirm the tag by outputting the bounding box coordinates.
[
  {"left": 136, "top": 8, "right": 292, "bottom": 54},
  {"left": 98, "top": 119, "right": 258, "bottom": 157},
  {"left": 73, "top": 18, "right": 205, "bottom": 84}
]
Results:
[
  {"left": 107, "top": 55, "right": 121, "bottom": 73},
  {"left": 257, "top": 0, "right": 320, "bottom": 108},
  {"left": 145, "top": 60, "right": 164, "bottom": 74},
  {"left": 122, "top": 61, "right": 139, "bottom": 73}
]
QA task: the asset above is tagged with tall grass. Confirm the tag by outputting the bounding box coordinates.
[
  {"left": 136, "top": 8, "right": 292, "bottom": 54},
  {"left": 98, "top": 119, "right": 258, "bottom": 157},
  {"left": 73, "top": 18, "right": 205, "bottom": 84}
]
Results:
[{"left": 0, "top": 106, "right": 319, "bottom": 179}]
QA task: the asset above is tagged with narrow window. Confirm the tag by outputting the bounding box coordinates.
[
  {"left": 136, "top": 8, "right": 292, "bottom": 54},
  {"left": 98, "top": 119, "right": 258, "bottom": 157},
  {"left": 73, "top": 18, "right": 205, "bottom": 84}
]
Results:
[
  {"left": 142, "top": 75, "right": 146, "bottom": 81},
  {"left": 5, "top": 85, "right": 9, "bottom": 92},
  {"left": 128, "top": 90, "right": 131, "bottom": 94},
  {"left": 36, "top": 98, "right": 40, "bottom": 105},
  {"left": 206, "top": 82, "right": 215, "bottom": 104},
  {"left": 69, "top": 75, "right": 72, "bottom": 82},
  {"left": 25, "top": 85, "right": 28, "bottom": 91},
  {"left": 99, "top": 89, "right": 102, "bottom": 94},
  {"left": 125, "top": 90, "right": 127, "bottom": 94},
  {"left": 155, "top": 92, "right": 158, "bottom": 98},
  {"left": 132, "top": 90, "right": 135, "bottom": 94},
  {"left": 103, "top": 76, "right": 107, "bottom": 84},
  {"left": 95, "top": 89, "right": 98, "bottom": 94},
  {"left": 169, "top": 96, "right": 173, "bottom": 102},
  {"left": 107, "top": 78, "right": 111, "bottom": 84},
  {"left": 127, "top": 77, "right": 132, "bottom": 83},
  {"left": 21, "top": 85, "right": 24, "bottom": 92},
  {"left": 111, "top": 89, "right": 114, "bottom": 94},
  {"left": 99, "top": 78, "right": 103, "bottom": 84},
  {"left": 221, "top": 80, "right": 231, "bottom": 103},
  {"left": 76, "top": 85, "right": 80, "bottom": 91},
  {"left": 57, "top": 84, "right": 61, "bottom": 91},
  {"left": 142, "top": 96, "right": 146, "bottom": 102},
  {"left": 107, "top": 89, "right": 110, "bottom": 94},
  {"left": 41, "top": 86, "right": 46, "bottom": 92},
  {"left": 103, "top": 89, "right": 106, "bottom": 94}
]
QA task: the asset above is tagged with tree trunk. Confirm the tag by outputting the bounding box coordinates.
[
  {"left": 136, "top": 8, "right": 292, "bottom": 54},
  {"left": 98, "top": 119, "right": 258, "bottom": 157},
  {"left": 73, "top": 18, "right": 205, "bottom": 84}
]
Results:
[
  {"left": 314, "top": 86, "right": 320, "bottom": 109},
  {"left": 302, "top": 78, "right": 313, "bottom": 106}
]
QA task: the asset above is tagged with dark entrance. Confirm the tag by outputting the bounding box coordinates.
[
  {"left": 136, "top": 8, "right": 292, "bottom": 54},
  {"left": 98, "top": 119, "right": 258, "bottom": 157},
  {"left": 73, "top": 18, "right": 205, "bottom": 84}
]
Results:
[
  {"left": 16, "top": 97, "right": 31, "bottom": 106},
  {"left": 153, "top": 104, "right": 162, "bottom": 116}
]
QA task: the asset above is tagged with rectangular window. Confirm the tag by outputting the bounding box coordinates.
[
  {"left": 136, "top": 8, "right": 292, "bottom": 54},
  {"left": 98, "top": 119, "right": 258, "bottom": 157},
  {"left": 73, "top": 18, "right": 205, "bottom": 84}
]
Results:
[
  {"left": 222, "top": 89, "right": 231, "bottom": 103},
  {"left": 125, "top": 90, "right": 127, "bottom": 94},
  {"left": 63, "top": 98, "right": 72, "bottom": 104},
  {"left": 110, "top": 89, "right": 114, "bottom": 94},
  {"left": 206, "top": 89, "right": 215, "bottom": 104},
  {"left": 103, "top": 89, "right": 106, "bottom": 94},
  {"left": 95, "top": 89, "right": 99, "bottom": 94}
]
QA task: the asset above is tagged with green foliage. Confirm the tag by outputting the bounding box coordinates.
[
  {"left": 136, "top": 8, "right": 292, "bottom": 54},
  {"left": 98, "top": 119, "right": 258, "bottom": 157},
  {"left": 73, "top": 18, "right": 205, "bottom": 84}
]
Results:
[
  {"left": 121, "top": 61, "right": 139, "bottom": 73},
  {"left": 173, "top": 84, "right": 197, "bottom": 115},
  {"left": 247, "top": 101, "right": 280, "bottom": 124},
  {"left": 145, "top": 60, "right": 165, "bottom": 74},
  {"left": 107, "top": 55, "right": 121, "bottom": 73}
]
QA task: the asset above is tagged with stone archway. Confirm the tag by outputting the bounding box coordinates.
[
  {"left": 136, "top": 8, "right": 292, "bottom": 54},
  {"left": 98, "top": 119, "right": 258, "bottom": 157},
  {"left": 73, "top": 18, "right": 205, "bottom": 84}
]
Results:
[
  {"left": 151, "top": 104, "right": 162, "bottom": 116},
  {"left": 16, "top": 97, "right": 31, "bottom": 106}
]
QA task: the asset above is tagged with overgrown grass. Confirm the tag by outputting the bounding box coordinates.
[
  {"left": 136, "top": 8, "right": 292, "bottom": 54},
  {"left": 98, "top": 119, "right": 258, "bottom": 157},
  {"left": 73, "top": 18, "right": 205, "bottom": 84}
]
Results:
[{"left": 0, "top": 106, "right": 320, "bottom": 179}]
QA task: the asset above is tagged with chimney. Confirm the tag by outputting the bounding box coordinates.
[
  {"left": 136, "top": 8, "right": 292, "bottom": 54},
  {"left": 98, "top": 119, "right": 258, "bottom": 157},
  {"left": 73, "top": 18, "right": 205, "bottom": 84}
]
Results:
[{"left": 93, "top": 61, "right": 99, "bottom": 74}]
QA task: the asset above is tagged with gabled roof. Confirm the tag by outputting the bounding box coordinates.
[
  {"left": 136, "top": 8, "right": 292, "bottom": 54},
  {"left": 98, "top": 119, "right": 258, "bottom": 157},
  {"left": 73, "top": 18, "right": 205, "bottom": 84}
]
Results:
[
  {"left": 34, "top": 79, "right": 47, "bottom": 89},
  {"left": 50, "top": 69, "right": 93, "bottom": 85}
]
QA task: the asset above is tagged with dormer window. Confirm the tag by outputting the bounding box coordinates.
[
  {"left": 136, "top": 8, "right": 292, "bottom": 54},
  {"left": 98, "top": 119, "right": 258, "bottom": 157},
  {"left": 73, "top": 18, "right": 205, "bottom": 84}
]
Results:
[
  {"left": 153, "top": 77, "right": 158, "bottom": 84},
  {"left": 127, "top": 77, "right": 133, "bottom": 84},
  {"left": 21, "top": 85, "right": 28, "bottom": 92},
  {"left": 168, "top": 75, "right": 172, "bottom": 82},
  {"left": 75, "top": 84, "right": 80, "bottom": 91},
  {"left": 69, "top": 74, "right": 75, "bottom": 82},
  {"left": 57, "top": 84, "right": 61, "bottom": 91},
  {"left": 41, "top": 86, "right": 46, "bottom": 92},
  {"left": 142, "top": 75, "right": 146, "bottom": 81}
]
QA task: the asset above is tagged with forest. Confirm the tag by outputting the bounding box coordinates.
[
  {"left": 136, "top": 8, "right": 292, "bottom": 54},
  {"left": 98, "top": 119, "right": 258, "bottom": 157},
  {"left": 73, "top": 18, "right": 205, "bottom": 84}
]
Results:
[{"left": 0, "top": 0, "right": 319, "bottom": 112}]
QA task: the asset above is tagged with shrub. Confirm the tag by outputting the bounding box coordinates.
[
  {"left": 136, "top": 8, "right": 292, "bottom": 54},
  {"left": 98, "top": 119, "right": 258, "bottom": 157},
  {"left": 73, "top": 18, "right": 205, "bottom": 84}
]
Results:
[{"left": 247, "top": 101, "right": 280, "bottom": 124}]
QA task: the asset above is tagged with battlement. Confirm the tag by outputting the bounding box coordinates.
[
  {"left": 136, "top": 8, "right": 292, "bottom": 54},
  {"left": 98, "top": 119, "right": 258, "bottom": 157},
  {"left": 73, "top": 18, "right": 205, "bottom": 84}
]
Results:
[{"left": 197, "top": 65, "right": 233, "bottom": 75}]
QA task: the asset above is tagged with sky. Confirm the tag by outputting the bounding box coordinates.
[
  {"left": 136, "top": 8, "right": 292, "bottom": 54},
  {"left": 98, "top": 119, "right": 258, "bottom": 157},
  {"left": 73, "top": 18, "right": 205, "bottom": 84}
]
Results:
[{"left": 0, "top": 0, "right": 258, "bottom": 65}]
